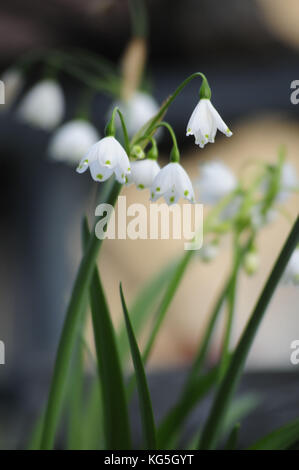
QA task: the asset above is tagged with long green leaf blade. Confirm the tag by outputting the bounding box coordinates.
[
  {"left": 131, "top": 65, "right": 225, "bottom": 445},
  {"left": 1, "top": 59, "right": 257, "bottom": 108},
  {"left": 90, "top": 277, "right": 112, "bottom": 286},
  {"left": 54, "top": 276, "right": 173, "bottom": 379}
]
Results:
[
  {"left": 120, "top": 283, "right": 157, "bottom": 450},
  {"left": 199, "top": 216, "right": 299, "bottom": 449},
  {"left": 84, "top": 220, "right": 132, "bottom": 450},
  {"left": 249, "top": 419, "right": 299, "bottom": 450}
]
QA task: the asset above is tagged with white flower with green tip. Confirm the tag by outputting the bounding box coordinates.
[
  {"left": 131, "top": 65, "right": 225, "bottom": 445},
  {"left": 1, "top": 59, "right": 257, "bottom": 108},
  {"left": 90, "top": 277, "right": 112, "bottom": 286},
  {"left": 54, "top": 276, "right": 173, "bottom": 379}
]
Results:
[
  {"left": 76, "top": 136, "right": 131, "bottom": 184},
  {"left": 186, "top": 99, "right": 232, "bottom": 148},
  {"left": 127, "top": 159, "right": 160, "bottom": 190},
  {"left": 150, "top": 162, "right": 195, "bottom": 205}
]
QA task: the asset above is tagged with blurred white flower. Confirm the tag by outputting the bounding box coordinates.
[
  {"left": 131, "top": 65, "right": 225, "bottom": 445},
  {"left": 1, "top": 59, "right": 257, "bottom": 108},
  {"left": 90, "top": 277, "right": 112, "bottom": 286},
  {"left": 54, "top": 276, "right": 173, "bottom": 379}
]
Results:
[
  {"left": 196, "top": 161, "right": 237, "bottom": 204},
  {"left": 186, "top": 99, "right": 232, "bottom": 148},
  {"left": 110, "top": 91, "right": 159, "bottom": 137},
  {"left": 251, "top": 204, "right": 277, "bottom": 229},
  {"left": 17, "top": 79, "right": 65, "bottom": 130},
  {"left": 199, "top": 242, "right": 219, "bottom": 262},
  {"left": 281, "top": 248, "right": 299, "bottom": 285},
  {"left": 127, "top": 159, "right": 160, "bottom": 190},
  {"left": 243, "top": 250, "right": 259, "bottom": 276},
  {"left": 76, "top": 136, "right": 131, "bottom": 184},
  {"left": 0, "top": 68, "right": 23, "bottom": 109},
  {"left": 219, "top": 195, "right": 243, "bottom": 221},
  {"left": 277, "top": 163, "right": 298, "bottom": 203},
  {"left": 48, "top": 120, "right": 100, "bottom": 165},
  {"left": 150, "top": 162, "right": 195, "bottom": 205}
]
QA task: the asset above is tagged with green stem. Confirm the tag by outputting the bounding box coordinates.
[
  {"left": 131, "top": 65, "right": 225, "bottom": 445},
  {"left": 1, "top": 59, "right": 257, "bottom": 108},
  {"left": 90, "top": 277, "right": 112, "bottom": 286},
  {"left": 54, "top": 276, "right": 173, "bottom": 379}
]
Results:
[
  {"left": 40, "top": 179, "right": 121, "bottom": 450},
  {"left": 129, "top": 0, "right": 148, "bottom": 38},
  {"left": 217, "top": 241, "right": 240, "bottom": 383},
  {"left": 131, "top": 72, "right": 210, "bottom": 146},
  {"left": 199, "top": 215, "right": 299, "bottom": 450}
]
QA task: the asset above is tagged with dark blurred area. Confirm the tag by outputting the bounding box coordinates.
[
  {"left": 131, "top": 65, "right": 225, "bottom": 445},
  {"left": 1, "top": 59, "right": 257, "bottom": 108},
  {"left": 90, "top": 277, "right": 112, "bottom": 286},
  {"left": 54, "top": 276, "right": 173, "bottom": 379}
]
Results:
[{"left": 0, "top": 0, "right": 299, "bottom": 449}]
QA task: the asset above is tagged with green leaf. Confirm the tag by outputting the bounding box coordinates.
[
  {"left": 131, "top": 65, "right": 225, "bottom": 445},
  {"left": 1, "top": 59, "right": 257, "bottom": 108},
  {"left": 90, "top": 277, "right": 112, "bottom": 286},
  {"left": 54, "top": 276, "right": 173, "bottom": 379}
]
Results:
[
  {"left": 157, "top": 366, "right": 218, "bottom": 449},
  {"left": 120, "top": 283, "right": 157, "bottom": 450},
  {"left": 84, "top": 219, "right": 132, "bottom": 450},
  {"left": 40, "top": 179, "right": 121, "bottom": 450},
  {"left": 117, "top": 258, "right": 179, "bottom": 365},
  {"left": 224, "top": 423, "right": 240, "bottom": 450},
  {"left": 199, "top": 216, "right": 299, "bottom": 450},
  {"left": 249, "top": 419, "right": 299, "bottom": 450}
]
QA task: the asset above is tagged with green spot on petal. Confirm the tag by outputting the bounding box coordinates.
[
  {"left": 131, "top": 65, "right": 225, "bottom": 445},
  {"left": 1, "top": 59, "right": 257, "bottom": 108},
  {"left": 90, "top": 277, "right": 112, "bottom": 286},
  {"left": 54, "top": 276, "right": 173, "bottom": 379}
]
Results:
[
  {"left": 128, "top": 167, "right": 131, "bottom": 171},
  {"left": 170, "top": 196, "right": 175, "bottom": 203},
  {"left": 156, "top": 187, "right": 160, "bottom": 192},
  {"left": 105, "top": 160, "right": 111, "bottom": 165},
  {"left": 97, "top": 174, "right": 103, "bottom": 180},
  {"left": 151, "top": 192, "right": 154, "bottom": 199},
  {"left": 138, "top": 184, "right": 145, "bottom": 189},
  {"left": 184, "top": 190, "right": 189, "bottom": 196},
  {"left": 205, "top": 134, "right": 209, "bottom": 138}
]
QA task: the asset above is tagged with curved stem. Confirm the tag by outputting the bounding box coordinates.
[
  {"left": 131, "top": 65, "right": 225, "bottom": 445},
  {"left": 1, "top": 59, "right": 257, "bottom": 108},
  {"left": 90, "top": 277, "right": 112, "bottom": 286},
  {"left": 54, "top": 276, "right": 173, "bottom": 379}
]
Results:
[
  {"left": 131, "top": 72, "right": 210, "bottom": 145},
  {"left": 116, "top": 109, "right": 131, "bottom": 155}
]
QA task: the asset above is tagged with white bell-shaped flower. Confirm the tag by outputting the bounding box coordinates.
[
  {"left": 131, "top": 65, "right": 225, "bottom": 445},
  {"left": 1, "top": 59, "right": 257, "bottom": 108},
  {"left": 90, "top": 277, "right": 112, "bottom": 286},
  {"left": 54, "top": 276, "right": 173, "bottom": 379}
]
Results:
[
  {"left": 127, "top": 159, "right": 160, "bottom": 190},
  {"left": 196, "top": 161, "right": 237, "bottom": 204},
  {"left": 17, "top": 79, "right": 65, "bottom": 130},
  {"left": 150, "top": 162, "right": 195, "bottom": 205},
  {"left": 110, "top": 91, "right": 159, "bottom": 137},
  {"left": 48, "top": 120, "right": 99, "bottom": 165},
  {"left": 282, "top": 248, "right": 299, "bottom": 285},
  {"left": 76, "top": 136, "right": 131, "bottom": 184},
  {"left": 1, "top": 68, "right": 23, "bottom": 109},
  {"left": 187, "top": 99, "right": 232, "bottom": 148}
]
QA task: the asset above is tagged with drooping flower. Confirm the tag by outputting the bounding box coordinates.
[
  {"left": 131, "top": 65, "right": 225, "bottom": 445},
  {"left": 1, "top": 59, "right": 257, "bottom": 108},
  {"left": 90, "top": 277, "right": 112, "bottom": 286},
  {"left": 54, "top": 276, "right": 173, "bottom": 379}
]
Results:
[
  {"left": 196, "top": 161, "right": 237, "bottom": 204},
  {"left": 281, "top": 248, "right": 299, "bottom": 285},
  {"left": 186, "top": 99, "right": 232, "bottom": 148},
  {"left": 17, "top": 79, "right": 65, "bottom": 130},
  {"left": 49, "top": 120, "right": 99, "bottom": 165},
  {"left": 150, "top": 162, "right": 195, "bottom": 205},
  {"left": 109, "top": 91, "right": 159, "bottom": 137},
  {"left": 126, "top": 159, "right": 160, "bottom": 190},
  {"left": 76, "top": 136, "right": 131, "bottom": 184},
  {"left": 0, "top": 68, "right": 23, "bottom": 109}
]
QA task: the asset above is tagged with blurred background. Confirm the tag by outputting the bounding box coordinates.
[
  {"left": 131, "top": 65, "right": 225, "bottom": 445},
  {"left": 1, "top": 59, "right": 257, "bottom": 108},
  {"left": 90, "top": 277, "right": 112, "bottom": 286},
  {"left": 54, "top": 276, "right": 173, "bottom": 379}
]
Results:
[{"left": 0, "top": 0, "right": 299, "bottom": 449}]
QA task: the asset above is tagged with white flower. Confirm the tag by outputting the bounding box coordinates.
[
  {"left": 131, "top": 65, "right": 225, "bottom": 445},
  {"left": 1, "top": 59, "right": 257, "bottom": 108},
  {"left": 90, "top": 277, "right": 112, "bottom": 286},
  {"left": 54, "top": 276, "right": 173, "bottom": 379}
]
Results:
[
  {"left": 126, "top": 159, "right": 160, "bottom": 190},
  {"left": 281, "top": 248, "right": 299, "bottom": 285},
  {"left": 48, "top": 120, "right": 100, "bottom": 165},
  {"left": 0, "top": 68, "right": 23, "bottom": 109},
  {"left": 251, "top": 204, "right": 277, "bottom": 229},
  {"left": 17, "top": 79, "right": 65, "bottom": 130},
  {"left": 186, "top": 99, "right": 232, "bottom": 148},
  {"left": 196, "top": 161, "right": 237, "bottom": 204},
  {"left": 109, "top": 91, "right": 159, "bottom": 137},
  {"left": 199, "top": 243, "right": 219, "bottom": 262},
  {"left": 76, "top": 136, "right": 131, "bottom": 184},
  {"left": 277, "top": 163, "right": 298, "bottom": 203},
  {"left": 150, "top": 162, "right": 195, "bottom": 205}
]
